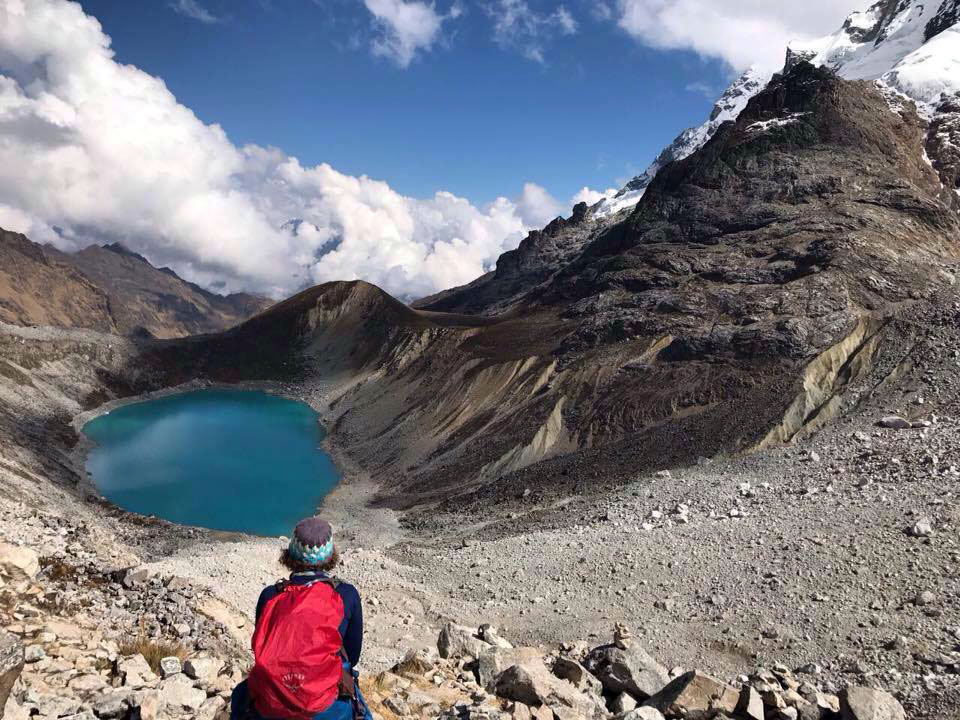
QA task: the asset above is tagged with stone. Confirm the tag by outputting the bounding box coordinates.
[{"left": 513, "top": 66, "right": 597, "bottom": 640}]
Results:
[
  {"left": 438, "top": 621, "right": 492, "bottom": 660},
  {"left": 68, "top": 674, "right": 108, "bottom": 693},
  {"left": 159, "top": 656, "right": 182, "bottom": 678},
  {"left": 92, "top": 695, "right": 129, "bottom": 719},
  {"left": 622, "top": 709, "right": 666, "bottom": 720},
  {"left": 914, "top": 590, "right": 936, "bottom": 606},
  {"left": 23, "top": 646, "right": 45, "bottom": 663},
  {"left": 512, "top": 703, "right": 533, "bottom": 720},
  {"left": 908, "top": 519, "right": 933, "bottom": 537},
  {"left": 160, "top": 675, "right": 206, "bottom": 711},
  {"left": 551, "top": 657, "right": 602, "bottom": 695},
  {"left": 123, "top": 566, "right": 155, "bottom": 588},
  {"left": 642, "top": 671, "right": 739, "bottom": 717},
  {"left": 878, "top": 416, "right": 911, "bottom": 429},
  {"left": 612, "top": 692, "right": 637, "bottom": 713},
  {"left": 737, "top": 686, "right": 765, "bottom": 720},
  {"left": 493, "top": 658, "right": 605, "bottom": 718},
  {"left": 840, "top": 686, "right": 905, "bottom": 720},
  {"left": 133, "top": 691, "right": 163, "bottom": 720},
  {"left": 0, "top": 633, "right": 24, "bottom": 716},
  {"left": 117, "top": 654, "right": 157, "bottom": 688},
  {"left": 478, "top": 647, "right": 542, "bottom": 690},
  {"left": 583, "top": 643, "right": 670, "bottom": 700},
  {"left": 184, "top": 656, "right": 223, "bottom": 682},
  {"left": 478, "top": 624, "right": 514, "bottom": 650},
  {"left": 195, "top": 696, "right": 226, "bottom": 720},
  {"left": 3, "top": 697, "right": 29, "bottom": 720},
  {"left": 0, "top": 543, "right": 39, "bottom": 582}
]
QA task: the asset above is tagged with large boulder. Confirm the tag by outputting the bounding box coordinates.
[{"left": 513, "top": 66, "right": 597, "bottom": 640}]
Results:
[
  {"left": 477, "top": 646, "right": 542, "bottom": 690},
  {"left": 0, "top": 633, "right": 24, "bottom": 718},
  {"left": 494, "top": 657, "right": 606, "bottom": 718},
  {"left": 0, "top": 544, "right": 39, "bottom": 583},
  {"left": 583, "top": 643, "right": 669, "bottom": 701},
  {"left": 840, "top": 686, "right": 905, "bottom": 720},
  {"left": 437, "top": 621, "right": 492, "bottom": 660},
  {"left": 642, "top": 671, "right": 740, "bottom": 717}
]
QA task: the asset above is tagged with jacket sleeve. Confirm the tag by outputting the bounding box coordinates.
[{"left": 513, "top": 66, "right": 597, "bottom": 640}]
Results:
[
  {"left": 255, "top": 585, "right": 276, "bottom": 624},
  {"left": 341, "top": 584, "right": 363, "bottom": 667}
]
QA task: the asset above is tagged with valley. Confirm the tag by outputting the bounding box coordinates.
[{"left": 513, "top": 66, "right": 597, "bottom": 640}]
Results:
[{"left": 3, "top": 0, "right": 960, "bottom": 719}]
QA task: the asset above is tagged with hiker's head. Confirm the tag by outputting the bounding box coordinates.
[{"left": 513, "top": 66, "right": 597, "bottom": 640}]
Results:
[{"left": 280, "top": 516, "right": 339, "bottom": 573}]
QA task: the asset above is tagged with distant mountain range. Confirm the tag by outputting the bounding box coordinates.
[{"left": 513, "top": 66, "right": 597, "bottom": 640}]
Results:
[{"left": 0, "top": 229, "right": 272, "bottom": 338}]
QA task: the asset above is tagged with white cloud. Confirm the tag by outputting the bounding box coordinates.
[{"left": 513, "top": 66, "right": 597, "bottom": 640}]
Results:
[
  {"left": 571, "top": 186, "right": 616, "bottom": 205},
  {"left": 0, "top": 0, "right": 564, "bottom": 301},
  {"left": 170, "top": 0, "right": 223, "bottom": 24},
  {"left": 615, "top": 0, "right": 873, "bottom": 71},
  {"left": 488, "top": 0, "right": 578, "bottom": 64},
  {"left": 362, "top": 0, "right": 460, "bottom": 67},
  {"left": 514, "top": 182, "right": 565, "bottom": 227}
]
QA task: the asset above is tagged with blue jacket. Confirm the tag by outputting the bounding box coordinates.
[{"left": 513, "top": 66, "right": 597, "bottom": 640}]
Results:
[{"left": 255, "top": 571, "right": 363, "bottom": 668}]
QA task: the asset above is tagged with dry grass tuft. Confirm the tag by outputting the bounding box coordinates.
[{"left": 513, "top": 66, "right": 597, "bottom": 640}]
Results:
[{"left": 118, "top": 635, "right": 188, "bottom": 674}]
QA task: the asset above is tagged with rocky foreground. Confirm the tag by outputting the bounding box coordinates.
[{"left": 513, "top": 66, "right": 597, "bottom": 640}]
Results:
[{"left": 0, "top": 524, "right": 918, "bottom": 720}]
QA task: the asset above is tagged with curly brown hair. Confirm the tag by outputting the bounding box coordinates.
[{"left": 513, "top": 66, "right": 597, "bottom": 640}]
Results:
[{"left": 279, "top": 547, "right": 340, "bottom": 574}]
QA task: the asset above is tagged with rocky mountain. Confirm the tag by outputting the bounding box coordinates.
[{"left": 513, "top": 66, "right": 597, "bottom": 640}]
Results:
[
  {"left": 156, "top": 62, "right": 960, "bottom": 515},
  {"left": 598, "top": 0, "right": 960, "bottom": 216},
  {"left": 49, "top": 243, "right": 272, "bottom": 339},
  {"left": 0, "top": 230, "right": 272, "bottom": 339},
  {"left": 0, "top": 229, "right": 116, "bottom": 333}
]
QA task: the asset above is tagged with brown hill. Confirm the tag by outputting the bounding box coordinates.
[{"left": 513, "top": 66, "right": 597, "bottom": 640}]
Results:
[
  {"left": 0, "top": 228, "right": 116, "bottom": 333},
  {"left": 48, "top": 242, "right": 273, "bottom": 338},
  {"left": 0, "top": 230, "right": 271, "bottom": 338}
]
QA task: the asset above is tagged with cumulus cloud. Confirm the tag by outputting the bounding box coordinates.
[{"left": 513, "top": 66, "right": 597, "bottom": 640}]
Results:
[
  {"left": 170, "top": 0, "right": 223, "bottom": 24},
  {"left": 362, "top": 0, "right": 461, "bottom": 67},
  {"left": 488, "top": 0, "right": 578, "bottom": 64},
  {"left": 615, "top": 0, "right": 872, "bottom": 70},
  {"left": 0, "top": 0, "right": 567, "bottom": 300},
  {"left": 571, "top": 186, "right": 616, "bottom": 205}
]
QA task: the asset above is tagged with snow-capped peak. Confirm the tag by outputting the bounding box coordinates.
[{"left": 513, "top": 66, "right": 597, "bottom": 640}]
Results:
[
  {"left": 595, "top": 66, "right": 771, "bottom": 216},
  {"left": 596, "top": 0, "right": 960, "bottom": 218},
  {"left": 789, "top": 0, "right": 960, "bottom": 110}
]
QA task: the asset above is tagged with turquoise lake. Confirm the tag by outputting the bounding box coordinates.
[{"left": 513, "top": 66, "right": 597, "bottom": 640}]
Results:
[{"left": 82, "top": 389, "right": 339, "bottom": 536}]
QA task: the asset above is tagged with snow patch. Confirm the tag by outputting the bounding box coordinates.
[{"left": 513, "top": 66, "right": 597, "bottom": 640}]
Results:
[{"left": 747, "top": 112, "right": 810, "bottom": 133}]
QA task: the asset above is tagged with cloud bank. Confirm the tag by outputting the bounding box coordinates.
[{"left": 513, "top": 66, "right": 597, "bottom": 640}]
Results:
[
  {"left": 615, "top": 0, "right": 873, "bottom": 70},
  {"left": 0, "top": 0, "right": 594, "bottom": 300}
]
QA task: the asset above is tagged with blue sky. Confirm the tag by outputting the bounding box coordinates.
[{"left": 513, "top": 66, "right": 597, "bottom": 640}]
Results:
[
  {"left": 78, "top": 0, "right": 734, "bottom": 205},
  {"left": 1, "top": 0, "right": 861, "bottom": 299}
]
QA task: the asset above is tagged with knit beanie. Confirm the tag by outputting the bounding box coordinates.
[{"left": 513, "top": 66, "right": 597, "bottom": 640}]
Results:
[{"left": 287, "top": 517, "right": 334, "bottom": 567}]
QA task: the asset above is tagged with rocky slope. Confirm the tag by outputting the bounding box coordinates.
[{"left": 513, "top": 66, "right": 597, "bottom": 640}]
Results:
[
  {"left": 0, "top": 231, "right": 271, "bottom": 339},
  {"left": 49, "top": 244, "right": 272, "bottom": 339}
]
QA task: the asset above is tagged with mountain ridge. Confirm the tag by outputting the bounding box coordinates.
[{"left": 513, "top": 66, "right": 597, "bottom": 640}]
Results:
[{"left": 0, "top": 231, "right": 273, "bottom": 339}]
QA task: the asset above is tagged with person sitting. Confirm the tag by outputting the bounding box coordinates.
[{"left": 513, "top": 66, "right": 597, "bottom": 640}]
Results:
[{"left": 231, "top": 517, "right": 370, "bottom": 720}]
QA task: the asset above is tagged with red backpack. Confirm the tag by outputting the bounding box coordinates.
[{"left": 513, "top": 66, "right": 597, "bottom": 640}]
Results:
[{"left": 248, "top": 578, "right": 355, "bottom": 719}]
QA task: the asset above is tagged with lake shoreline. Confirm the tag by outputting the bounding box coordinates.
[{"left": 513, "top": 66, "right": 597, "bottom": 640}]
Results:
[{"left": 69, "top": 378, "right": 398, "bottom": 553}]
